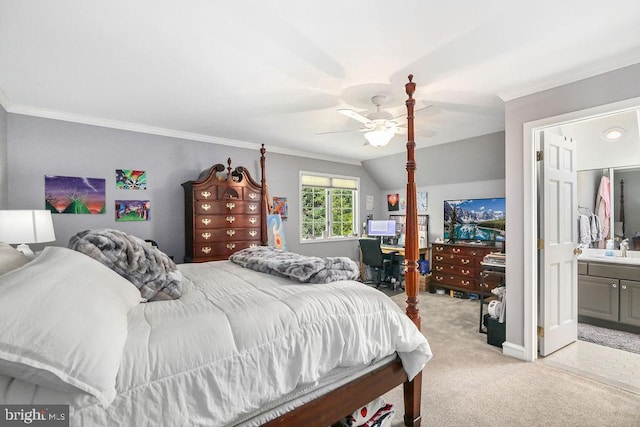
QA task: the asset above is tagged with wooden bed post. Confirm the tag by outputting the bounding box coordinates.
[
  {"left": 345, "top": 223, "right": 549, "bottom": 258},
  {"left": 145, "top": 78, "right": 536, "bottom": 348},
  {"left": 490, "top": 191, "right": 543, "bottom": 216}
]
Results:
[
  {"left": 260, "top": 144, "right": 269, "bottom": 247},
  {"left": 403, "top": 74, "right": 423, "bottom": 427},
  {"left": 404, "top": 75, "right": 421, "bottom": 331}
]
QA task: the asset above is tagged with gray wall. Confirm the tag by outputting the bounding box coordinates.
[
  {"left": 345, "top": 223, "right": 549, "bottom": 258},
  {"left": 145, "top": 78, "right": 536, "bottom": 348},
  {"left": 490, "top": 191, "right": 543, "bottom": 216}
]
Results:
[
  {"left": 505, "top": 62, "right": 640, "bottom": 356},
  {"left": 6, "top": 114, "right": 382, "bottom": 262},
  {"left": 362, "top": 132, "right": 505, "bottom": 190},
  {"left": 0, "top": 103, "right": 7, "bottom": 209}
]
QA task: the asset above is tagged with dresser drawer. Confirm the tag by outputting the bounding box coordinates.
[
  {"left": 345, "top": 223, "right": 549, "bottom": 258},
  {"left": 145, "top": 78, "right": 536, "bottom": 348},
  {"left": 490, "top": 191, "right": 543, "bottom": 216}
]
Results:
[
  {"left": 195, "top": 200, "right": 261, "bottom": 215},
  {"left": 194, "top": 227, "right": 261, "bottom": 243},
  {"left": 432, "top": 253, "right": 481, "bottom": 267},
  {"left": 243, "top": 188, "right": 261, "bottom": 202},
  {"left": 193, "top": 187, "right": 217, "bottom": 201},
  {"left": 432, "top": 263, "right": 478, "bottom": 279},
  {"left": 431, "top": 274, "right": 476, "bottom": 290},
  {"left": 194, "top": 214, "right": 261, "bottom": 229},
  {"left": 194, "top": 241, "right": 258, "bottom": 258}
]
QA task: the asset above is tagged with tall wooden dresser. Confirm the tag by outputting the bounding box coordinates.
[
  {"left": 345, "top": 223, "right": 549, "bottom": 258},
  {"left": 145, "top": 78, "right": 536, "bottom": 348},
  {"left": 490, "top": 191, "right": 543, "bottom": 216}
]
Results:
[
  {"left": 182, "top": 156, "right": 268, "bottom": 262},
  {"left": 431, "top": 242, "right": 501, "bottom": 294}
]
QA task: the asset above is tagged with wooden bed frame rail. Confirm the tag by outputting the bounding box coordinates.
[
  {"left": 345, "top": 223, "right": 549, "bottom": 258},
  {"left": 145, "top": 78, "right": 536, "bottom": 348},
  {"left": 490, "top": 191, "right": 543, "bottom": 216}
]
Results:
[{"left": 265, "top": 75, "right": 423, "bottom": 427}]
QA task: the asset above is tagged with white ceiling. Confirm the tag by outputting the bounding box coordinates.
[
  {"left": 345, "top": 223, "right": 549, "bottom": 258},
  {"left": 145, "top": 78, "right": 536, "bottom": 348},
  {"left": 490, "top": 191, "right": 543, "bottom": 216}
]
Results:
[{"left": 1, "top": 0, "right": 640, "bottom": 164}]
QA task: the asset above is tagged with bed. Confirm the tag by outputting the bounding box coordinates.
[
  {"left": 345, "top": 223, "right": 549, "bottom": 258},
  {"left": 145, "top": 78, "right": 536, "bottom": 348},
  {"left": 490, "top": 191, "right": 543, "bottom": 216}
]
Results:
[{"left": 0, "top": 75, "right": 430, "bottom": 426}]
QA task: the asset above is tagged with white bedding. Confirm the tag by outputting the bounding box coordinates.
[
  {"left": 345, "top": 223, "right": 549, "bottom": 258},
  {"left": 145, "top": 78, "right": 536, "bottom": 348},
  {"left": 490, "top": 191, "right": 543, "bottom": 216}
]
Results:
[{"left": 0, "top": 260, "right": 432, "bottom": 426}]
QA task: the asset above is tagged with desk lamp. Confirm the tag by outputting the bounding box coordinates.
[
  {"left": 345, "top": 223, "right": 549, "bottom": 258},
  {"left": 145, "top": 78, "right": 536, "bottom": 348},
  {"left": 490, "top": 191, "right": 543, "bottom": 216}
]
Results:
[{"left": 0, "top": 210, "right": 56, "bottom": 257}]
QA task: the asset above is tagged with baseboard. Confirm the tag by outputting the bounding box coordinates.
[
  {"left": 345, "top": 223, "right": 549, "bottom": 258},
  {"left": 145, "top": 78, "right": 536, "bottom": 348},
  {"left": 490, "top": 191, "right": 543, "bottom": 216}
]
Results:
[{"left": 501, "top": 342, "right": 530, "bottom": 361}]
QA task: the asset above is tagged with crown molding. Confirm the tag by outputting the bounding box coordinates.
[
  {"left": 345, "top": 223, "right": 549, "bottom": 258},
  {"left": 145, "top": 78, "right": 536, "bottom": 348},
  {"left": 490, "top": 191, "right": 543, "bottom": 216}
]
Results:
[
  {"left": 498, "top": 54, "right": 640, "bottom": 102},
  {"left": 6, "top": 103, "right": 362, "bottom": 166}
]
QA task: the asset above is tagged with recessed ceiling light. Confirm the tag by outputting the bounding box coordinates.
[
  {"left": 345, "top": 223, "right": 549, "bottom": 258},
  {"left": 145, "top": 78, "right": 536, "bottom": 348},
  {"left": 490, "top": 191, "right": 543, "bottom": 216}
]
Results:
[{"left": 601, "top": 127, "right": 626, "bottom": 142}]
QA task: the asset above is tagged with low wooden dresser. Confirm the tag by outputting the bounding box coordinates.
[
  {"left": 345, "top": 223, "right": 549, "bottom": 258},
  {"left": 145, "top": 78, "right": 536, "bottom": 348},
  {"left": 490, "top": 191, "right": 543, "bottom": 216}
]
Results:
[
  {"left": 431, "top": 242, "right": 501, "bottom": 294},
  {"left": 182, "top": 152, "right": 268, "bottom": 262}
]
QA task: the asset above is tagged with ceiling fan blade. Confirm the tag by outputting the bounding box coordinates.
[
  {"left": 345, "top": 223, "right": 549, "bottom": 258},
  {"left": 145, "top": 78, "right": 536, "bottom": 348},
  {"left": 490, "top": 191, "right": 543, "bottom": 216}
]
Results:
[
  {"left": 315, "top": 128, "right": 363, "bottom": 135},
  {"left": 393, "top": 104, "right": 440, "bottom": 120},
  {"left": 338, "top": 109, "right": 371, "bottom": 124}
]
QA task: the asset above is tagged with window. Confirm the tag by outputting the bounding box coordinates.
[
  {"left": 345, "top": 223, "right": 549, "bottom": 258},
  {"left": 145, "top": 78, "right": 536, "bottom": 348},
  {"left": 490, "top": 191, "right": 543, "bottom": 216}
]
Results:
[{"left": 300, "top": 172, "right": 359, "bottom": 241}]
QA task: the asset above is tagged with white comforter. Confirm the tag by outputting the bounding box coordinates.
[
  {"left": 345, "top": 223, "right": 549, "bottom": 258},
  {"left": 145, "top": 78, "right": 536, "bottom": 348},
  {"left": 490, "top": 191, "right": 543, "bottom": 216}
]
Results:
[{"left": 1, "top": 260, "right": 432, "bottom": 426}]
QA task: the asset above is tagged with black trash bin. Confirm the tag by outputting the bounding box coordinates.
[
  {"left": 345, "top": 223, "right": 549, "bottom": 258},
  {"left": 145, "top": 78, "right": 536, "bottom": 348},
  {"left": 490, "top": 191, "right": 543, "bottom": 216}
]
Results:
[{"left": 483, "top": 313, "right": 505, "bottom": 348}]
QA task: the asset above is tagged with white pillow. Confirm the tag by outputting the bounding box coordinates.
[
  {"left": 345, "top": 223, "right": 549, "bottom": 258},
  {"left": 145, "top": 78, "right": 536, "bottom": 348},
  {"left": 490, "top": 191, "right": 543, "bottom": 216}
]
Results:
[
  {"left": 0, "top": 246, "right": 142, "bottom": 406},
  {"left": 0, "top": 242, "right": 29, "bottom": 275}
]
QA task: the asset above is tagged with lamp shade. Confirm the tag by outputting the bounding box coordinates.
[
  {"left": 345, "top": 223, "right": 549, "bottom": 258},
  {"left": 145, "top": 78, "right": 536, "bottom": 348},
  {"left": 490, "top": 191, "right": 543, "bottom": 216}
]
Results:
[
  {"left": 0, "top": 210, "right": 56, "bottom": 244},
  {"left": 364, "top": 129, "right": 394, "bottom": 147}
]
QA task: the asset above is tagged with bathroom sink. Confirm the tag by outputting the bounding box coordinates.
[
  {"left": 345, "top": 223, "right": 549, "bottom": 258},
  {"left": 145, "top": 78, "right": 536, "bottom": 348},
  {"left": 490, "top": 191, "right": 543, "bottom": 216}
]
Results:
[{"left": 579, "top": 255, "right": 640, "bottom": 266}]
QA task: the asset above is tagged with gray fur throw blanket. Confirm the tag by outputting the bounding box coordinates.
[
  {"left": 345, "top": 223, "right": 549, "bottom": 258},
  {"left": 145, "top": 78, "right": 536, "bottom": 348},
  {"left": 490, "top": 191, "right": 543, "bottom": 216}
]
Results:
[
  {"left": 69, "top": 228, "right": 183, "bottom": 301},
  {"left": 229, "top": 246, "right": 360, "bottom": 284}
]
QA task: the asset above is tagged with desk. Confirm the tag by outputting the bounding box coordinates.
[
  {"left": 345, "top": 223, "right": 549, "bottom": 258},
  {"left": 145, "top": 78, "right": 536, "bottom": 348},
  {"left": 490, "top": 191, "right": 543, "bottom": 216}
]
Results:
[{"left": 380, "top": 245, "right": 429, "bottom": 259}]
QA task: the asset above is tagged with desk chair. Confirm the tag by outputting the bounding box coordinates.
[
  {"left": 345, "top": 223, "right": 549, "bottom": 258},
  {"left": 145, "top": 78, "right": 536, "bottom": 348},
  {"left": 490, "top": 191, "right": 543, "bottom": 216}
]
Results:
[{"left": 359, "top": 238, "right": 398, "bottom": 289}]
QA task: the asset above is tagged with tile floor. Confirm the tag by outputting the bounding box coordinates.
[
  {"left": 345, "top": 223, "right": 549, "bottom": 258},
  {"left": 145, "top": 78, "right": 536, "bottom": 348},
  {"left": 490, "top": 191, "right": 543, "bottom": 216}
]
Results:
[{"left": 540, "top": 340, "right": 640, "bottom": 395}]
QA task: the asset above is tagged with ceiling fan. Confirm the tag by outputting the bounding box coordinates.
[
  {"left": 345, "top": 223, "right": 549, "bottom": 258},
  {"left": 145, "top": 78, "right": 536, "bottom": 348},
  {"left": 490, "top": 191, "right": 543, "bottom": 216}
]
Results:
[{"left": 317, "top": 95, "right": 437, "bottom": 147}]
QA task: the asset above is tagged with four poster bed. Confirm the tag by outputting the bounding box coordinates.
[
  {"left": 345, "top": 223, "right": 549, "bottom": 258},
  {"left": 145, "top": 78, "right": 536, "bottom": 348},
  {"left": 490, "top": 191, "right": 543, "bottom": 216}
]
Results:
[{"left": 0, "top": 76, "right": 430, "bottom": 426}]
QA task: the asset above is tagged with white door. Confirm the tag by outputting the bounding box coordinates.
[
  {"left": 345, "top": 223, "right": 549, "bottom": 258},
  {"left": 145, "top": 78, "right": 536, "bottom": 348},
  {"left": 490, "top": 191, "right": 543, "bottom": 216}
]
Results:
[{"left": 538, "top": 131, "right": 578, "bottom": 356}]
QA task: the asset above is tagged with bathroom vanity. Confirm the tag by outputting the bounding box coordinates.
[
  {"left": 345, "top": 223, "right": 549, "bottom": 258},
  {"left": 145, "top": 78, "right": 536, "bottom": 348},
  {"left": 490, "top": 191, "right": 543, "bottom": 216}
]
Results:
[{"left": 578, "top": 252, "right": 640, "bottom": 332}]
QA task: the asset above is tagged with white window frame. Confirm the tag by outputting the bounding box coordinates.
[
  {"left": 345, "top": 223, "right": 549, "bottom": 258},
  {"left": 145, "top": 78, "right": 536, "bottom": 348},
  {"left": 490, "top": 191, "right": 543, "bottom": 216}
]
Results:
[{"left": 299, "top": 171, "right": 360, "bottom": 244}]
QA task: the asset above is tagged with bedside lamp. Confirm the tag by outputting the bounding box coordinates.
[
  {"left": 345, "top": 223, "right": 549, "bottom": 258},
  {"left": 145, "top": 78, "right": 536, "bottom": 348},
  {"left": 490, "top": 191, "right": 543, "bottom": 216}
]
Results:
[{"left": 0, "top": 210, "right": 56, "bottom": 257}]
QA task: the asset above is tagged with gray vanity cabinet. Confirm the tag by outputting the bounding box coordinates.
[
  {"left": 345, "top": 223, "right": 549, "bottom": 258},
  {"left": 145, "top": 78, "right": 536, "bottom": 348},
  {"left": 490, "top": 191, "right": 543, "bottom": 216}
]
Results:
[
  {"left": 578, "top": 261, "right": 640, "bottom": 328},
  {"left": 620, "top": 280, "right": 640, "bottom": 327},
  {"left": 577, "top": 274, "right": 618, "bottom": 322}
]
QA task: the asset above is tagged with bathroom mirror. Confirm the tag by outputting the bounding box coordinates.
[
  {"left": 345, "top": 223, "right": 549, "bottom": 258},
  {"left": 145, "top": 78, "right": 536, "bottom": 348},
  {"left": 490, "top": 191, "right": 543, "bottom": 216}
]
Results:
[{"left": 557, "top": 109, "right": 640, "bottom": 251}]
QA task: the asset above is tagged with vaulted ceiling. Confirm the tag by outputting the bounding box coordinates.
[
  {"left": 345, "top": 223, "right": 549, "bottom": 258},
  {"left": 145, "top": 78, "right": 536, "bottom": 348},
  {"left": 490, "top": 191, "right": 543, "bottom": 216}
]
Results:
[{"left": 1, "top": 1, "right": 639, "bottom": 163}]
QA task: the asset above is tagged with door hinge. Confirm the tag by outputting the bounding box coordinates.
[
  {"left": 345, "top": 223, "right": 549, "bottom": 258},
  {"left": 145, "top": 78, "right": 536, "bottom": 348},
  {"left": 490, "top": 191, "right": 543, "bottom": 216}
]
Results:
[
  {"left": 537, "top": 239, "right": 544, "bottom": 250},
  {"left": 537, "top": 326, "right": 544, "bottom": 337},
  {"left": 536, "top": 150, "right": 543, "bottom": 161}
]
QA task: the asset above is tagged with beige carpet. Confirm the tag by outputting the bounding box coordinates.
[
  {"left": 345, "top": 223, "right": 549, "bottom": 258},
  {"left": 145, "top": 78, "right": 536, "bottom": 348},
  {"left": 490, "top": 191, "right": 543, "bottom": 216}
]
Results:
[{"left": 380, "top": 292, "right": 640, "bottom": 427}]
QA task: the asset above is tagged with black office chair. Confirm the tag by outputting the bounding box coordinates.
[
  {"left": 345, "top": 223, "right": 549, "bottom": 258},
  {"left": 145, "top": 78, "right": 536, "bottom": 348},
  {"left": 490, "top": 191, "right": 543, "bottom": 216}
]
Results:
[{"left": 359, "top": 238, "right": 398, "bottom": 288}]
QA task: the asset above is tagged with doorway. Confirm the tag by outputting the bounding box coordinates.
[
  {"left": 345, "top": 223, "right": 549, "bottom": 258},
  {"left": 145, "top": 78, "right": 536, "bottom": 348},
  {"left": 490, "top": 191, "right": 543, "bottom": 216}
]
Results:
[{"left": 521, "top": 95, "right": 640, "bottom": 362}]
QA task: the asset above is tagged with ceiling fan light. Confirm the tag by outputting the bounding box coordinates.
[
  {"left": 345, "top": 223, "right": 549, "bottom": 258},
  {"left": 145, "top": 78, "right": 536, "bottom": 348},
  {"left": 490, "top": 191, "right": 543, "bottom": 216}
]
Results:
[{"left": 364, "top": 129, "right": 394, "bottom": 147}]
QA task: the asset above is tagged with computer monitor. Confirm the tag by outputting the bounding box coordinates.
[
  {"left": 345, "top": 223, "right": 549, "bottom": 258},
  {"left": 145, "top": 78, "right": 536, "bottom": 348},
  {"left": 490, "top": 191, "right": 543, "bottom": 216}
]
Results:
[{"left": 367, "top": 220, "right": 397, "bottom": 237}]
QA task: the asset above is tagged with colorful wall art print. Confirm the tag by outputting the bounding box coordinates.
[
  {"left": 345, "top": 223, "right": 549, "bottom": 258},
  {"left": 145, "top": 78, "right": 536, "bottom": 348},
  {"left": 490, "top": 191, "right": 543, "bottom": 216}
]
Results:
[
  {"left": 116, "top": 169, "right": 147, "bottom": 190},
  {"left": 387, "top": 193, "right": 400, "bottom": 211},
  {"left": 267, "top": 214, "right": 287, "bottom": 251},
  {"left": 45, "top": 175, "right": 106, "bottom": 214},
  {"left": 115, "top": 200, "right": 150, "bottom": 222},
  {"left": 272, "top": 196, "right": 288, "bottom": 220}
]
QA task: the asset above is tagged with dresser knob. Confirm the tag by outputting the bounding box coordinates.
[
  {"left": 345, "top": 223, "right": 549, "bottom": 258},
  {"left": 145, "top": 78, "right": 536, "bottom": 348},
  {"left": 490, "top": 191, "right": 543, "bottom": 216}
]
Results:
[
  {"left": 249, "top": 217, "right": 257, "bottom": 224},
  {"left": 248, "top": 193, "right": 257, "bottom": 200},
  {"left": 201, "top": 218, "right": 212, "bottom": 226},
  {"left": 226, "top": 216, "right": 235, "bottom": 223},
  {"left": 453, "top": 248, "right": 460, "bottom": 253},
  {"left": 436, "top": 266, "right": 443, "bottom": 271},
  {"left": 462, "top": 269, "right": 470, "bottom": 275},
  {"left": 461, "top": 259, "right": 470, "bottom": 265},
  {"left": 226, "top": 202, "right": 236, "bottom": 210},
  {"left": 249, "top": 230, "right": 257, "bottom": 237},
  {"left": 249, "top": 243, "right": 257, "bottom": 248},
  {"left": 249, "top": 204, "right": 257, "bottom": 211},
  {"left": 462, "top": 280, "right": 470, "bottom": 286},
  {"left": 201, "top": 247, "right": 211, "bottom": 254},
  {"left": 226, "top": 229, "right": 236, "bottom": 236},
  {"left": 201, "top": 203, "right": 211, "bottom": 211},
  {"left": 201, "top": 232, "right": 211, "bottom": 240},
  {"left": 200, "top": 191, "right": 212, "bottom": 199},
  {"left": 436, "top": 256, "right": 443, "bottom": 261},
  {"left": 436, "top": 246, "right": 443, "bottom": 252},
  {"left": 226, "top": 243, "right": 236, "bottom": 250}
]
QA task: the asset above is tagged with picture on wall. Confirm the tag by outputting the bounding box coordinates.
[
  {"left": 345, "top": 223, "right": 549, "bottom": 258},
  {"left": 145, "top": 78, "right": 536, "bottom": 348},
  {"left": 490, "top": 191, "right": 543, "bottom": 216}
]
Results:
[
  {"left": 115, "top": 200, "right": 150, "bottom": 222},
  {"left": 444, "top": 197, "right": 506, "bottom": 242},
  {"left": 116, "top": 169, "right": 147, "bottom": 190},
  {"left": 272, "top": 196, "right": 288, "bottom": 220},
  {"left": 387, "top": 193, "right": 399, "bottom": 211},
  {"left": 267, "top": 214, "right": 287, "bottom": 251},
  {"left": 417, "top": 191, "right": 428, "bottom": 212},
  {"left": 45, "top": 175, "right": 106, "bottom": 214}
]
